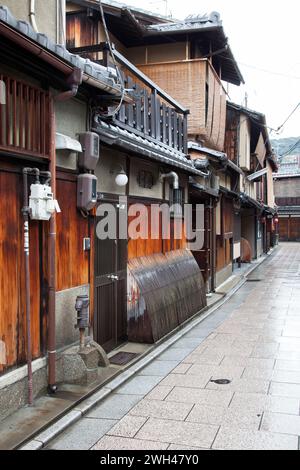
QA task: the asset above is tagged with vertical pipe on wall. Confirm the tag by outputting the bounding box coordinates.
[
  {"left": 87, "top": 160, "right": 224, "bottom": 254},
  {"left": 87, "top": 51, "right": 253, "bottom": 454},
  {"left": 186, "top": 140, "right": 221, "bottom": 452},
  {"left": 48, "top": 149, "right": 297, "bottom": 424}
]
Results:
[
  {"left": 29, "top": 0, "right": 39, "bottom": 33},
  {"left": 47, "top": 97, "right": 57, "bottom": 394},
  {"left": 22, "top": 170, "right": 33, "bottom": 405},
  {"left": 57, "top": 0, "right": 66, "bottom": 45},
  {"left": 22, "top": 167, "right": 40, "bottom": 405}
]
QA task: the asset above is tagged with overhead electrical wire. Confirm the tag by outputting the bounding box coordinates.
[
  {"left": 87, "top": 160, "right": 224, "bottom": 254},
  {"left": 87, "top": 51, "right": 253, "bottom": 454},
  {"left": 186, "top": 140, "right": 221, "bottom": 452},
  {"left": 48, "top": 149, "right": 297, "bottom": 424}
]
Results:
[
  {"left": 275, "top": 102, "right": 300, "bottom": 133},
  {"left": 98, "top": 0, "right": 127, "bottom": 117},
  {"left": 281, "top": 138, "right": 300, "bottom": 157},
  {"left": 218, "top": 54, "right": 300, "bottom": 80}
]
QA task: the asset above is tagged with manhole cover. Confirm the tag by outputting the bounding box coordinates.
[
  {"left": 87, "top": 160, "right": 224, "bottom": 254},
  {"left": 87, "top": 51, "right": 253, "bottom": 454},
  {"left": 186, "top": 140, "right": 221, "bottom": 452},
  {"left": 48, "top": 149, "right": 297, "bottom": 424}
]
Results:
[
  {"left": 210, "top": 379, "right": 231, "bottom": 385},
  {"left": 109, "top": 351, "right": 139, "bottom": 366}
]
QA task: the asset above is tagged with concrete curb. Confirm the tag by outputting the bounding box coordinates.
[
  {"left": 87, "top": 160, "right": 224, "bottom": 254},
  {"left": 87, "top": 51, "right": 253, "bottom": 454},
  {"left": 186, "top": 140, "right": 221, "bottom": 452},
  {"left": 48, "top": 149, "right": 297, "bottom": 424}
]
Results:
[{"left": 20, "top": 249, "right": 275, "bottom": 450}]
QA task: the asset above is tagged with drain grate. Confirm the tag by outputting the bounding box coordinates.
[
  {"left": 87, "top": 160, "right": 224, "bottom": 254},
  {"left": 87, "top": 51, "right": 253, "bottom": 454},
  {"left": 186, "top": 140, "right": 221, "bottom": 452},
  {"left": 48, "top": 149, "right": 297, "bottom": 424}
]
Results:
[
  {"left": 109, "top": 351, "right": 139, "bottom": 366},
  {"left": 210, "top": 379, "right": 231, "bottom": 385},
  {"left": 246, "top": 278, "right": 263, "bottom": 282}
]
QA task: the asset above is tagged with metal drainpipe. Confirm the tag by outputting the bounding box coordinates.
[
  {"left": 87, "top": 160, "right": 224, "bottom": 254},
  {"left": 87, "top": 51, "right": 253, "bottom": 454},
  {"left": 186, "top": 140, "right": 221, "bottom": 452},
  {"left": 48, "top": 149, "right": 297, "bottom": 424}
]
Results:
[
  {"left": 160, "top": 171, "right": 179, "bottom": 190},
  {"left": 47, "top": 77, "right": 82, "bottom": 394},
  {"left": 29, "top": 0, "right": 39, "bottom": 33},
  {"left": 22, "top": 167, "right": 40, "bottom": 405},
  {"left": 48, "top": 98, "right": 57, "bottom": 394}
]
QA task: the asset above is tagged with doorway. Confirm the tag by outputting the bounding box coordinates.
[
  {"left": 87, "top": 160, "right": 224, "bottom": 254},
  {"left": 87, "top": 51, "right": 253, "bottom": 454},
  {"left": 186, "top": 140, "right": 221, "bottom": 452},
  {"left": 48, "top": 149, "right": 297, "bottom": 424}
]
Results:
[{"left": 94, "top": 202, "right": 127, "bottom": 353}]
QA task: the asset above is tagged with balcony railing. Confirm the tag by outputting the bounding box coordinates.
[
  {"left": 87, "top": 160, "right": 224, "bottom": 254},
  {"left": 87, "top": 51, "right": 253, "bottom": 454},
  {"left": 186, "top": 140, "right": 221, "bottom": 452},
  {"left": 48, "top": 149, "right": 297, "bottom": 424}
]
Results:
[
  {"left": 111, "top": 49, "right": 189, "bottom": 155},
  {"left": 139, "top": 59, "right": 227, "bottom": 152},
  {"left": 68, "top": 43, "right": 189, "bottom": 155},
  {"left": 0, "top": 75, "right": 50, "bottom": 158}
]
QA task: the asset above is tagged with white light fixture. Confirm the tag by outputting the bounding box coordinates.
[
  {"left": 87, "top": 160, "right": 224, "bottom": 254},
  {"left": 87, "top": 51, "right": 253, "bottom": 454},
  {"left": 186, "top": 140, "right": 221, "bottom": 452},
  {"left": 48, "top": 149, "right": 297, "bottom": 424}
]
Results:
[
  {"left": 111, "top": 165, "right": 128, "bottom": 187},
  {"left": 115, "top": 169, "right": 128, "bottom": 187}
]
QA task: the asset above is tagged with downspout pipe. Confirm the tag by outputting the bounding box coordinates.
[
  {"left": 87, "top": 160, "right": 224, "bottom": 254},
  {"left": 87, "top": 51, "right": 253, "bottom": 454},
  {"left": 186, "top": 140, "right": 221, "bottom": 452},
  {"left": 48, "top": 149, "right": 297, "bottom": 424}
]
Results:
[
  {"left": 47, "top": 71, "right": 82, "bottom": 395},
  {"left": 22, "top": 167, "right": 40, "bottom": 405},
  {"left": 160, "top": 171, "right": 179, "bottom": 190},
  {"left": 29, "top": 0, "right": 38, "bottom": 33}
]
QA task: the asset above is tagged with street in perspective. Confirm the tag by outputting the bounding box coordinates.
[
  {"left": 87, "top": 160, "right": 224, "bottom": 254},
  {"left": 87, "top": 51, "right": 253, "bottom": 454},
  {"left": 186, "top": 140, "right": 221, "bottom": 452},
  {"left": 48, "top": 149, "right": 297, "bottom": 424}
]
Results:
[
  {"left": 41, "top": 243, "right": 300, "bottom": 451},
  {"left": 0, "top": 0, "right": 300, "bottom": 455}
]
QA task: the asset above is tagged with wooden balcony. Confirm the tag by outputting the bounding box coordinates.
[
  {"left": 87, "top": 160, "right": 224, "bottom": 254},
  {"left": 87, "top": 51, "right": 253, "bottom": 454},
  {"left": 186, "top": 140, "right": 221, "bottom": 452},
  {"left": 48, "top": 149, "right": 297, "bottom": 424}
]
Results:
[
  {"left": 139, "top": 59, "right": 227, "bottom": 151},
  {"left": 111, "top": 49, "right": 189, "bottom": 155},
  {"left": 68, "top": 43, "right": 189, "bottom": 155}
]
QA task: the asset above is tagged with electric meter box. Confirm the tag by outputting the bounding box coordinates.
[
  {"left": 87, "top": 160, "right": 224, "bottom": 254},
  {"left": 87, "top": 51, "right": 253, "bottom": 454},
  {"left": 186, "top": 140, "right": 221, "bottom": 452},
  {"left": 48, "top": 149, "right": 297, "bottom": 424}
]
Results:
[
  {"left": 29, "top": 183, "right": 61, "bottom": 221},
  {"left": 78, "top": 132, "right": 100, "bottom": 171},
  {"left": 77, "top": 174, "right": 97, "bottom": 211}
]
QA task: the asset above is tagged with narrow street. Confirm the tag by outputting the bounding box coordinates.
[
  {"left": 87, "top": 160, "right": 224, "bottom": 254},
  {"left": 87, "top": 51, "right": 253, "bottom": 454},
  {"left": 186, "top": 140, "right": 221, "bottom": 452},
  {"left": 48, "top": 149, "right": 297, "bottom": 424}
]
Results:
[{"left": 45, "top": 243, "right": 300, "bottom": 451}]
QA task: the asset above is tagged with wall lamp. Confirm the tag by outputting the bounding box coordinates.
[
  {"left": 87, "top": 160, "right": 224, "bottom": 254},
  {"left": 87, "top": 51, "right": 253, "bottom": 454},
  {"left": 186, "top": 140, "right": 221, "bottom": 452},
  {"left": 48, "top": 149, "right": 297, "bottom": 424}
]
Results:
[{"left": 110, "top": 165, "right": 128, "bottom": 187}]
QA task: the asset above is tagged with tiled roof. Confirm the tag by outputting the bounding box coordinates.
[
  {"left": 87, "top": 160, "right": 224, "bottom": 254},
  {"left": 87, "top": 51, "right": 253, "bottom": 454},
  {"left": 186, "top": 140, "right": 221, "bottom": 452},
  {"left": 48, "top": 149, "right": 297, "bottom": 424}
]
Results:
[
  {"left": 94, "top": 120, "right": 203, "bottom": 175},
  {"left": 0, "top": 5, "right": 120, "bottom": 92},
  {"left": 148, "top": 12, "right": 222, "bottom": 32},
  {"left": 101, "top": 0, "right": 170, "bottom": 21}
]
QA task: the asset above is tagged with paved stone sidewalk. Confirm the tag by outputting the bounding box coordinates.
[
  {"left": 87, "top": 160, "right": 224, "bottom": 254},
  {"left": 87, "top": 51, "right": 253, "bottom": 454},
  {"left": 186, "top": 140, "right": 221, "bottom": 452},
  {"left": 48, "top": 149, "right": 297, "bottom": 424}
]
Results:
[{"left": 47, "top": 243, "right": 300, "bottom": 450}]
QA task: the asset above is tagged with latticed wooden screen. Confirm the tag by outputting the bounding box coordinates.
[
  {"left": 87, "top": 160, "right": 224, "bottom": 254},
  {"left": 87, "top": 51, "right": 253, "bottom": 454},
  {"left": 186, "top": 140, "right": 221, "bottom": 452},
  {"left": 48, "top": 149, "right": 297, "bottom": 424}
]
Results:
[{"left": 0, "top": 75, "right": 50, "bottom": 158}]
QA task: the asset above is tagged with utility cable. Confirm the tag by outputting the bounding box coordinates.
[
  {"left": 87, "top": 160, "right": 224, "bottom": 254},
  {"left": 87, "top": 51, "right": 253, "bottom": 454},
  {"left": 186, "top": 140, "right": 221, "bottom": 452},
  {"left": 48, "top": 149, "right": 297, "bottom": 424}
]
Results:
[
  {"left": 98, "top": 0, "right": 127, "bottom": 118},
  {"left": 282, "top": 138, "right": 300, "bottom": 157}
]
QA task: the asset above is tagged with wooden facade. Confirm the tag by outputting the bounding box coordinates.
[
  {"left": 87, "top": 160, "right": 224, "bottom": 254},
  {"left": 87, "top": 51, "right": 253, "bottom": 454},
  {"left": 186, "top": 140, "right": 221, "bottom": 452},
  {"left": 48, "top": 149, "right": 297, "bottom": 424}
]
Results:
[
  {"left": 278, "top": 216, "right": 300, "bottom": 242},
  {"left": 0, "top": 52, "right": 96, "bottom": 379},
  {"left": 56, "top": 173, "right": 90, "bottom": 292},
  {"left": 0, "top": 161, "right": 43, "bottom": 373},
  {"left": 216, "top": 196, "right": 234, "bottom": 274},
  {"left": 0, "top": 73, "right": 52, "bottom": 374}
]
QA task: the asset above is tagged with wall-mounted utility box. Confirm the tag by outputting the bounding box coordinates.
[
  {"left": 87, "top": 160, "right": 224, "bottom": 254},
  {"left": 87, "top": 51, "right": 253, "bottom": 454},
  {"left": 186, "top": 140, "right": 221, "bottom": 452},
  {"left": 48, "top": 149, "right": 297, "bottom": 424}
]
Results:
[
  {"left": 78, "top": 132, "right": 100, "bottom": 171},
  {"left": 77, "top": 174, "right": 97, "bottom": 211},
  {"left": 29, "top": 183, "right": 61, "bottom": 221}
]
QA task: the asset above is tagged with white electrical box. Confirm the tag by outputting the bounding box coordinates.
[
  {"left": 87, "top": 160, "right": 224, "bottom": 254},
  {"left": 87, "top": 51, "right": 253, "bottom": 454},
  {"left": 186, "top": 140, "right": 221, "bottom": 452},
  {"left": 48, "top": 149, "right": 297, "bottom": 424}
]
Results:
[{"left": 29, "top": 183, "right": 61, "bottom": 221}]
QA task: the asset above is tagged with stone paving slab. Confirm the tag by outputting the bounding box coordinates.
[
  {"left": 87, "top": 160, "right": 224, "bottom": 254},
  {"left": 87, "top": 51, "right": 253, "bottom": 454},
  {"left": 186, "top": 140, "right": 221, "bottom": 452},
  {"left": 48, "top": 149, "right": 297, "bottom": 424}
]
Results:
[
  {"left": 92, "top": 436, "right": 169, "bottom": 450},
  {"left": 137, "top": 361, "right": 179, "bottom": 377},
  {"left": 47, "top": 417, "right": 117, "bottom": 450},
  {"left": 165, "top": 387, "right": 234, "bottom": 408},
  {"left": 87, "top": 394, "right": 143, "bottom": 420},
  {"left": 186, "top": 404, "right": 262, "bottom": 430},
  {"left": 129, "top": 399, "right": 193, "bottom": 421},
  {"left": 261, "top": 412, "right": 300, "bottom": 436},
  {"left": 229, "top": 392, "right": 300, "bottom": 415},
  {"left": 212, "top": 426, "right": 298, "bottom": 450},
  {"left": 107, "top": 415, "right": 148, "bottom": 438},
  {"left": 135, "top": 418, "right": 219, "bottom": 449},
  {"left": 115, "top": 375, "right": 163, "bottom": 396}
]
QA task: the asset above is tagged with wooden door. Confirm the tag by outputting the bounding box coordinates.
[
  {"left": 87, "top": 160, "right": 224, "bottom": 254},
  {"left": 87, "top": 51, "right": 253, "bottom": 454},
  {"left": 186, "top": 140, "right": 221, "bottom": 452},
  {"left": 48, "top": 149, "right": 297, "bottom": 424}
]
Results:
[
  {"left": 94, "top": 203, "right": 127, "bottom": 353},
  {"left": 191, "top": 198, "right": 214, "bottom": 291}
]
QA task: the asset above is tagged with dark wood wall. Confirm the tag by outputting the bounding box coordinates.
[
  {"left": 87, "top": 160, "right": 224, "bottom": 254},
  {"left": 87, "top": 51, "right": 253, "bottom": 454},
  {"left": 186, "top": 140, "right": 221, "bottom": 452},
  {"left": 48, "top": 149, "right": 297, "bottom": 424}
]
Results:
[
  {"left": 216, "top": 196, "right": 234, "bottom": 273},
  {"left": 128, "top": 204, "right": 186, "bottom": 261},
  {"left": 279, "top": 216, "right": 300, "bottom": 242},
  {"left": 0, "top": 163, "right": 43, "bottom": 373},
  {"left": 0, "top": 165, "right": 91, "bottom": 375},
  {"left": 225, "top": 111, "right": 239, "bottom": 163},
  {"left": 56, "top": 173, "right": 90, "bottom": 291}
]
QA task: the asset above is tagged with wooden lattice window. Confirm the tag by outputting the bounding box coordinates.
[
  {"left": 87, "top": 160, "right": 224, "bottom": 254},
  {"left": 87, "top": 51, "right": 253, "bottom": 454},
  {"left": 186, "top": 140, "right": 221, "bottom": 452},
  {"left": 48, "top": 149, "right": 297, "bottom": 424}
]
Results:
[{"left": 0, "top": 75, "right": 50, "bottom": 158}]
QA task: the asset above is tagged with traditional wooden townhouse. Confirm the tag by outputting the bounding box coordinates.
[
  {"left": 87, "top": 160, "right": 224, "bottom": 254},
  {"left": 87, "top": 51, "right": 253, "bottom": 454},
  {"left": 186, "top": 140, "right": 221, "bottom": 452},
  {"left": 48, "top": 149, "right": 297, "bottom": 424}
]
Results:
[
  {"left": 0, "top": 1, "right": 207, "bottom": 420},
  {"left": 225, "top": 102, "right": 278, "bottom": 262},
  {"left": 274, "top": 155, "right": 300, "bottom": 242},
  {"left": 64, "top": 1, "right": 246, "bottom": 292}
]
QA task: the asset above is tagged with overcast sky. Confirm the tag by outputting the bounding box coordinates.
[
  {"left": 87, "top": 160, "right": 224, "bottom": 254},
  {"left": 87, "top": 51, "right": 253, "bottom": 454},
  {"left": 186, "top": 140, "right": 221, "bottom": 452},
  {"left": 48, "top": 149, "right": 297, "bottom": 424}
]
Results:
[{"left": 122, "top": 0, "right": 300, "bottom": 139}]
